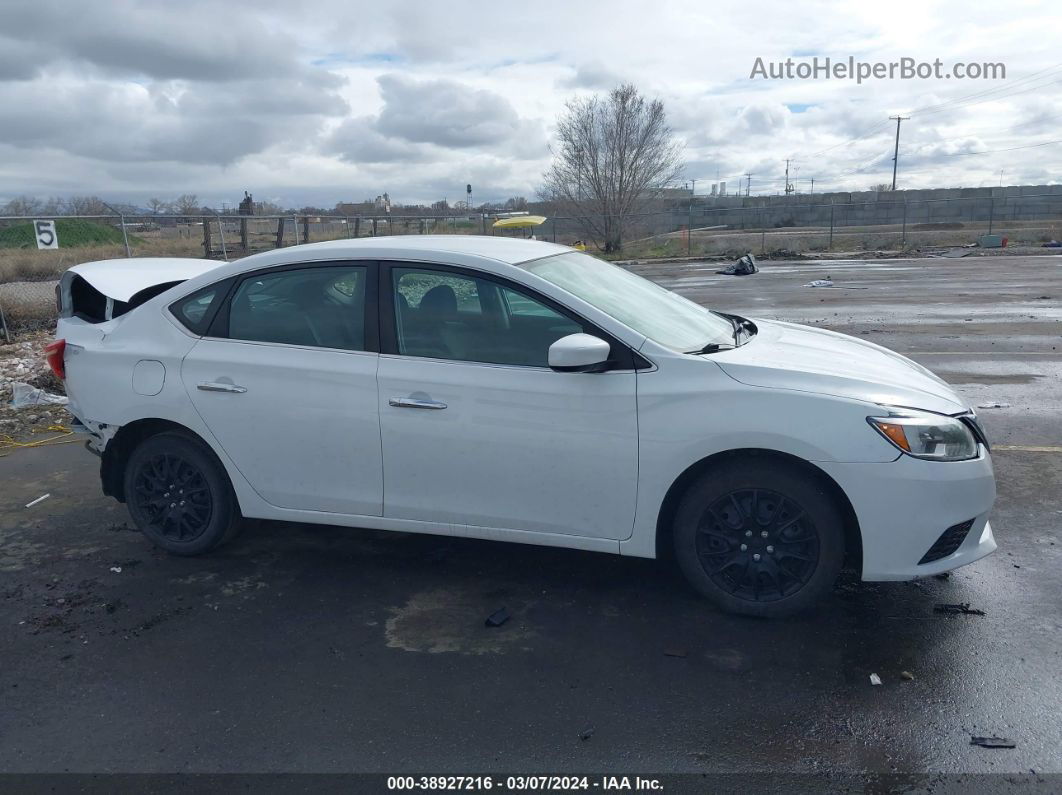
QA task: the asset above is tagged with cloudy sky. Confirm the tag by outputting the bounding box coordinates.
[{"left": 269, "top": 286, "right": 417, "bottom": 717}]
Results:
[{"left": 1, "top": 0, "right": 1059, "bottom": 209}]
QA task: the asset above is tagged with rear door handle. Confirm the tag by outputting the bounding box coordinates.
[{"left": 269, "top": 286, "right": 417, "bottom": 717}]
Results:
[
  {"left": 197, "top": 382, "right": 247, "bottom": 394},
  {"left": 389, "top": 397, "right": 447, "bottom": 410}
]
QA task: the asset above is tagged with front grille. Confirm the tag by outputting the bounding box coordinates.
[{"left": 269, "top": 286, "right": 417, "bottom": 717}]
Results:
[{"left": 919, "top": 519, "right": 975, "bottom": 565}]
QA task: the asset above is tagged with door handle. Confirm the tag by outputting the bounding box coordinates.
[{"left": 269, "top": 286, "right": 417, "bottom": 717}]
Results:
[
  {"left": 389, "top": 397, "right": 447, "bottom": 410},
  {"left": 197, "top": 382, "right": 247, "bottom": 394}
]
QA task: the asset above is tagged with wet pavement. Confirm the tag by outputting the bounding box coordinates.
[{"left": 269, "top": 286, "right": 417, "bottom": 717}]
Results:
[{"left": 1, "top": 254, "right": 1060, "bottom": 780}]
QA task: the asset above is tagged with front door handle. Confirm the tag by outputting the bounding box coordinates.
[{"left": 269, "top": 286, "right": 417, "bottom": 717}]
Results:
[
  {"left": 389, "top": 397, "right": 447, "bottom": 410},
  {"left": 197, "top": 382, "right": 247, "bottom": 394}
]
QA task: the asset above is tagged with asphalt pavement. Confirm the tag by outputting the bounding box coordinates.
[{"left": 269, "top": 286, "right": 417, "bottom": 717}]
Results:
[{"left": 1, "top": 254, "right": 1060, "bottom": 785}]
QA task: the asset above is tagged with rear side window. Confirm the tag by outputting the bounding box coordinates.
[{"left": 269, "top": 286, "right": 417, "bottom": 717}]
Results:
[
  {"left": 226, "top": 265, "right": 368, "bottom": 351},
  {"left": 170, "top": 285, "right": 224, "bottom": 335}
]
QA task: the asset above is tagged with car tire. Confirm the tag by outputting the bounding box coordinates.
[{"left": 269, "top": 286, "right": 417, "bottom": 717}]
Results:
[
  {"left": 124, "top": 431, "right": 241, "bottom": 556},
  {"left": 673, "top": 459, "right": 845, "bottom": 617}
]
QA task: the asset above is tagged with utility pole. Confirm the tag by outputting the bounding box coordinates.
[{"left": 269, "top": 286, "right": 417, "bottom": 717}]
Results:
[
  {"left": 744, "top": 173, "right": 752, "bottom": 197},
  {"left": 784, "top": 160, "right": 794, "bottom": 195},
  {"left": 690, "top": 178, "right": 697, "bottom": 196},
  {"left": 810, "top": 178, "right": 815, "bottom": 195},
  {"left": 889, "top": 115, "right": 910, "bottom": 191}
]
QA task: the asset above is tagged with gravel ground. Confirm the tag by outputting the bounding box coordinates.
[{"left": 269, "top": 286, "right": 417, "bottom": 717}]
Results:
[{"left": 0, "top": 331, "right": 71, "bottom": 441}]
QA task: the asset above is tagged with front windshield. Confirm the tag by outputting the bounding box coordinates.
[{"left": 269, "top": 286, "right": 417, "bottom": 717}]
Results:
[{"left": 520, "top": 251, "right": 735, "bottom": 352}]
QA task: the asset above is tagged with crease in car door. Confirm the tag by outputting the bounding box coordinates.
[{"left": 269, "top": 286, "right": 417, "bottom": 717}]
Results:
[{"left": 181, "top": 263, "right": 383, "bottom": 516}]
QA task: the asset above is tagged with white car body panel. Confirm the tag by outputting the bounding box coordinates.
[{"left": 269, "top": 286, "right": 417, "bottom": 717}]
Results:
[
  {"left": 378, "top": 354, "right": 637, "bottom": 538},
  {"left": 66, "top": 257, "right": 221, "bottom": 302},
  {"left": 181, "top": 340, "right": 383, "bottom": 515},
  {"left": 54, "top": 236, "right": 997, "bottom": 585}
]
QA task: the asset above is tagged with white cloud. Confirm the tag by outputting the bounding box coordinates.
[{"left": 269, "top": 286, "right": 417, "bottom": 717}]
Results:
[{"left": 1, "top": 0, "right": 1060, "bottom": 207}]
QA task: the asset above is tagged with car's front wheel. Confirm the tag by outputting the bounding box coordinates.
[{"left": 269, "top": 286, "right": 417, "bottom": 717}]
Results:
[
  {"left": 673, "top": 459, "right": 845, "bottom": 617},
  {"left": 124, "top": 431, "right": 241, "bottom": 555}
]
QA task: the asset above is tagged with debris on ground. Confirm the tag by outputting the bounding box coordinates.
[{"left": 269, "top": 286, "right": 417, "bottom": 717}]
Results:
[
  {"left": 10, "top": 381, "right": 67, "bottom": 408},
  {"left": 901, "top": 671, "right": 915, "bottom": 681},
  {"left": 1, "top": 332, "right": 69, "bottom": 440},
  {"left": 934, "top": 602, "right": 986, "bottom": 616},
  {"left": 663, "top": 648, "right": 688, "bottom": 658},
  {"left": 970, "top": 736, "right": 1016, "bottom": 749},
  {"left": 869, "top": 673, "right": 882, "bottom": 686},
  {"left": 716, "top": 253, "right": 759, "bottom": 276},
  {"left": 804, "top": 278, "right": 834, "bottom": 288},
  {"left": 24, "top": 493, "right": 50, "bottom": 508},
  {"left": 484, "top": 607, "right": 510, "bottom": 627},
  {"left": 977, "top": 401, "right": 1011, "bottom": 409},
  {"left": 579, "top": 727, "right": 595, "bottom": 741},
  {"left": 934, "top": 572, "right": 951, "bottom": 581},
  {"left": 109, "top": 566, "right": 123, "bottom": 574}
]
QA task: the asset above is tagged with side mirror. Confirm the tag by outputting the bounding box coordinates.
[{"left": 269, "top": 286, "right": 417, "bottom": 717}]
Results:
[{"left": 548, "top": 333, "right": 612, "bottom": 373}]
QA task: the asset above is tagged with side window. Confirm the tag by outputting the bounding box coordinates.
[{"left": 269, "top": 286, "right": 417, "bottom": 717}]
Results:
[
  {"left": 170, "top": 284, "right": 223, "bottom": 335},
  {"left": 392, "top": 267, "right": 582, "bottom": 367},
  {"left": 226, "top": 265, "right": 367, "bottom": 350}
]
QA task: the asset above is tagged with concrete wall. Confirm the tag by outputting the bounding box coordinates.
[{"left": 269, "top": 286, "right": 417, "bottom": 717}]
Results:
[{"left": 673, "top": 184, "right": 1062, "bottom": 230}]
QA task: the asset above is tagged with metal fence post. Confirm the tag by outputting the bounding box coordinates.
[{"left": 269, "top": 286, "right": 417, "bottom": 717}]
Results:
[
  {"left": 687, "top": 200, "right": 693, "bottom": 257},
  {"left": 118, "top": 214, "right": 131, "bottom": 257},
  {"left": 988, "top": 196, "right": 995, "bottom": 235},
  {"left": 302, "top": 215, "right": 310, "bottom": 244},
  {"left": 202, "top": 215, "right": 212, "bottom": 256},
  {"left": 760, "top": 208, "right": 766, "bottom": 256},
  {"left": 101, "top": 202, "right": 132, "bottom": 257},
  {"left": 293, "top": 216, "right": 300, "bottom": 245},
  {"left": 828, "top": 203, "right": 835, "bottom": 250},
  {"left": 901, "top": 200, "right": 908, "bottom": 249},
  {"left": 215, "top": 213, "right": 228, "bottom": 260}
]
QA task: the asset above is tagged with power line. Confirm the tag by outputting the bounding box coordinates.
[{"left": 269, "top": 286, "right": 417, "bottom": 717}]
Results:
[
  {"left": 796, "top": 118, "right": 893, "bottom": 160},
  {"left": 906, "top": 62, "right": 1062, "bottom": 116},
  {"left": 936, "top": 138, "right": 1062, "bottom": 157},
  {"left": 912, "top": 78, "right": 1062, "bottom": 119}
]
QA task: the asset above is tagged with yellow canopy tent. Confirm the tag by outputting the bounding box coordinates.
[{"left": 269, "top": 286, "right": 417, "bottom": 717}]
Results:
[{"left": 492, "top": 215, "right": 547, "bottom": 238}]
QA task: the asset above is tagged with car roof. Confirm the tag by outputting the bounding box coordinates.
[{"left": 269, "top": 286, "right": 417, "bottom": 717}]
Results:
[{"left": 231, "top": 235, "right": 571, "bottom": 269}]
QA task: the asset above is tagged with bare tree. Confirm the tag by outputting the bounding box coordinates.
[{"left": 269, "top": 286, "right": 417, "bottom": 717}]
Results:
[
  {"left": 542, "top": 84, "right": 683, "bottom": 252},
  {"left": 65, "top": 195, "right": 109, "bottom": 215},
  {"left": 2, "top": 195, "right": 43, "bottom": 216},
  {"left": 504, "top": 196, "right": 529, "bottom": 211},
  {"left": 147, "top": 197, "right": 170, "bottom": 215},
  {"left": 872, "top": 183, "right": 893, "bottom": 193},
  {"left": 174, "top": 194, "right": 200, "bottom": 216}
]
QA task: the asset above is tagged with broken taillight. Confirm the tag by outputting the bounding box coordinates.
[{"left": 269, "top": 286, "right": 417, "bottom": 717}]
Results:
[{"left": 44, "top": 339, "right": 66, "bottom": 380}]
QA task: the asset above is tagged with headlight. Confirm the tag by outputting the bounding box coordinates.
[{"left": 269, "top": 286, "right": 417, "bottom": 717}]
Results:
[{"left": 867, "top": 409, "right": 979, "bottom": 461}]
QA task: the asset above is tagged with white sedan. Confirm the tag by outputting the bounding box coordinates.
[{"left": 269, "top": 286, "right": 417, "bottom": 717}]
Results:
[{"left": 49, "top": 237, "right": 997, "bottom": 616}]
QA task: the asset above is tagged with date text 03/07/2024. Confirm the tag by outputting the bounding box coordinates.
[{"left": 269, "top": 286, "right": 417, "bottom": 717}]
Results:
[{"left": 386, "top": 775, "right": 664, "bottom": 791}]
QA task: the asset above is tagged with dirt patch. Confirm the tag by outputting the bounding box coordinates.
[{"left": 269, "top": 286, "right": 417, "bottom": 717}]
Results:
[{"left": 385, "top": 586, "right": 536, "bottom": 655}]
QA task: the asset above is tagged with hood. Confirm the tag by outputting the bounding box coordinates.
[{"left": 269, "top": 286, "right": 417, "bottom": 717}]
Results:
[
  {"left": 712, "top": 319, "right": 967, "bottom": 415},
  {"left": 66, "top": 257, "right": 221, "bottom": 303}
]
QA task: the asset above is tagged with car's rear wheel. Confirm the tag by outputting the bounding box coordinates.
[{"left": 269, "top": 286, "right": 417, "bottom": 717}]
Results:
[
  {"left": 124, "top": 432, "right": 240, "bottom": 555},
  {"left": 673, "top": 459, "right": 845, "bottom": 617}
]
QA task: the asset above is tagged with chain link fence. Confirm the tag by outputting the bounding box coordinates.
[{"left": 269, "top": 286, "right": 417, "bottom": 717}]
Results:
[{"left": 2, "top": 191, "right": 1060, "bottom": 341}]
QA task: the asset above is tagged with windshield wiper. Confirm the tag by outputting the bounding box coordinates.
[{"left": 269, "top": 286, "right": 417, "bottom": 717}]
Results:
[{"left": 685, "top": 341, "right": 737, "bottom": 355}]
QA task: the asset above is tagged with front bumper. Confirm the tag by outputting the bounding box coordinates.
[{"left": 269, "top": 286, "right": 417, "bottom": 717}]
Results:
[{"left": 817, "top": 448, "right": 997, "bottom": 581}]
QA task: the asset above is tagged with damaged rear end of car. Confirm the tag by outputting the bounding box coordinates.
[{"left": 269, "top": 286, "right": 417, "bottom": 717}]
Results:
[{"left": 53, "top": 258, "right": 223, "bottom": 494}]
